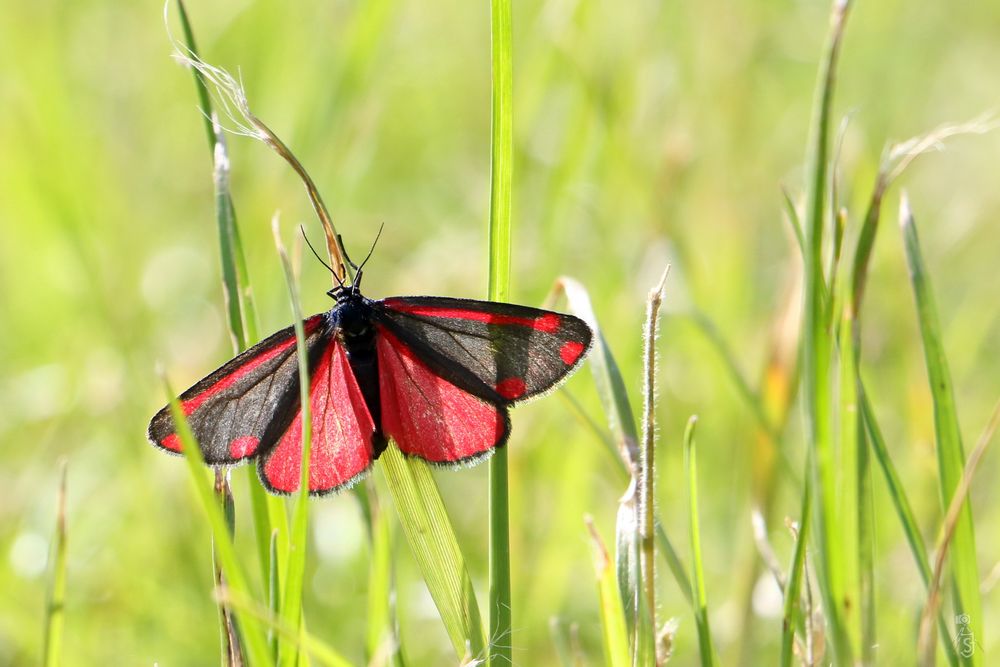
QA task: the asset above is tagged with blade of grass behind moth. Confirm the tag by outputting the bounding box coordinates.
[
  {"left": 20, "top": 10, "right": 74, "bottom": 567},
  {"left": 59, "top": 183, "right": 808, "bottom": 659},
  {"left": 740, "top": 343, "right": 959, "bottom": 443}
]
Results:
[
  {"left": 173, "top": 0, "right": 277, "bottom": 604},
  {"left": 860, "top": 383, "right": 958, "bottom": 666},
  {"left": 42, "top": 461, "right": 68, "bottom": 667},
  {"left": 486, "top": 0, "right": 514, "bottom": 663},
  {"left": 380, "top": 446, "right": 486, "bottom": 660},
  {"left": 161, "top": 376, "right": 272, "bottom": 666},
  {"left": 585, "top": 517, "right": 630, "bottom": 667},
  {"left": 684, "top": 418, "right": 717, "bottom": 667},
  {"left": 551, "top": 277, "right": 692, "bottom": 607},
  {"left": 900, "top": 195, "right": 982, "bottom": 666},
  {"left": 272, "top": 223, "right": 313, "bottom": 667},
  {"left": 800, "top": 1, "right": 854, "bottom": 662}
]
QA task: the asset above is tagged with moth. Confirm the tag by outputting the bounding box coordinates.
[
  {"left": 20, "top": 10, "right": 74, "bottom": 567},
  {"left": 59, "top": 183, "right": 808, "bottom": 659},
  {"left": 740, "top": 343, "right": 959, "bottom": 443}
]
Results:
[{"left": 148, "top": 254, "right": 592, "bottom": 495}]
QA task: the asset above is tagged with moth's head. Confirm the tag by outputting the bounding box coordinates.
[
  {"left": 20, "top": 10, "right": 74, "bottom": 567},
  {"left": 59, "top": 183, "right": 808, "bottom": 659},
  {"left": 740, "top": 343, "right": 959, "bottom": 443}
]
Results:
[{"left": 326, "top": 282, "right": 356, "bottom": 303}]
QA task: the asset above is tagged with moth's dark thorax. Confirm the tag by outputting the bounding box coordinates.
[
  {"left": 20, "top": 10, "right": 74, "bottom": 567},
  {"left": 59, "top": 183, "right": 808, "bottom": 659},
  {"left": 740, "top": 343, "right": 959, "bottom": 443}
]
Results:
[{"left": 333, "top": 296, "right": 387, "bottom": 454}]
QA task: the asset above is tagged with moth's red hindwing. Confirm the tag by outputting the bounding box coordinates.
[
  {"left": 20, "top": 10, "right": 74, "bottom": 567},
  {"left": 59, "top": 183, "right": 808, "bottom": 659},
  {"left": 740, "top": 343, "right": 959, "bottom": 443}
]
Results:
[{"left": 376, "top": 326, "right": 508, "bottom": 464}]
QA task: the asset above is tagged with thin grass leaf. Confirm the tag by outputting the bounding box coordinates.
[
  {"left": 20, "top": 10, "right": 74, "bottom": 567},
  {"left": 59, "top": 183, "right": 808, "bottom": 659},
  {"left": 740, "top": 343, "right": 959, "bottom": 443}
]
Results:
[
  {"left": 780, "top": 187, "right": 805, "bottom": 257},
  {"left": 638, "top": 267, "right": 669, "bottom": 663},
  {"left": 800, "top": 1, "right": 854, "bottom": 662},
  {"left": 780, "top": 470, "right": 811, "bottom": 667},
  {"left": 161, "top": 376, "right": 272, "bottom": 666},
  {"left": 860, "top": 384, "right": 958, "bottom": 665},
  {"left": 172, "top": 0, "right": 276, "bottom": 606},
  {"left": 486, "top": 0, "right": 514, "bottom": 663},
  {"left": 585, "top": 517, "right": 630, "bottom": 667},
  {"left": 271, "top": 221, "right": 313, "bottom": 667},
  {"left": 42, "top": 461, "right": 68, "bottom": 667},
  {"left": 380, "top": 446, "right": 485, "bottom": 660},
  {"left": 900, "top": 194, "right": 982, "bottom": 666},
  {"left": 917, "top": 398, "right": 1000, "bottom": 666},
  {"left": 216, "top": 588, "right": 354, "bottom": 667},
  {"left": 684, "top": 418, "right": 717, "bottom": 667}
]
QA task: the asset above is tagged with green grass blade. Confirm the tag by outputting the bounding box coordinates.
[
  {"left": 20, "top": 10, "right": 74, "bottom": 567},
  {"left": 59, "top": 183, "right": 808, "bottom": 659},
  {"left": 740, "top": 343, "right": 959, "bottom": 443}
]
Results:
[
  {"left": 899, "top": 195, "right": 982, "bottom": 666},
  {"left": 780, "top": 466, "right": 811, "bottom": 667},
  {"left": 861, "top": 385, "right": 959, "bottom": 666},
  {"left": 585, "top": 517, "right": 630, "bottom": 667},
  {"left": 173, "top": 0, "right": 274, "bottom": 604},
  {"left": 380, "top": 446, "right": 485, "bottom": 660},
  {"left": 486, "top": 0, "right": 514, "bottom": 663},
  {"left": 366, "top": 491, "right": 404, "bottom": 666},
  {"left": 217, "top": 589, "right": 354, "bottom": 667},
  {"left": 684, "top": 418, "right": 716, "bottom": 667},
  {"left": 42, "top": 461, "right": 68, "bottom": 667},
  {"left": 800, "top": 1, "right": 854, "bottom": 662},
  {"left": 272, "top": 224, "right": 313, "bottom": 667},
  {"left": 161, "top": 377, "right": 273, "bottom": 666}
]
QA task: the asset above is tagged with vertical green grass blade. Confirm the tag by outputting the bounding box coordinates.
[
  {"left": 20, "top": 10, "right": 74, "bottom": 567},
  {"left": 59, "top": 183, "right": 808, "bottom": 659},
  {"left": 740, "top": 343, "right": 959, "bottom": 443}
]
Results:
[
  {"left": 899, "top": 195, "right": 982, "bottom": 666},
  {"left": 861, "top": 385, "right": 959, "bottom": 666},
  {"left": 684, "top": 418, "right": 716, "bottom": 667},
  {"left": 780, "top": 470, "right": 811, "bottom": 667},
  {"left": 366, "top": 489, "right": 404, "bottom": 666},
  {"left": 487, "top": 0, "right": 513, "bottom": 664},
  {"left": 42, "top": 462, "right": 68, "bottom": 667},
  {"left": 173, "top": 0, "right": 276, "bottom": 605},
  {"left": 380, "top": 446, "right": 485, "bottom": 660},
  {"left": 162, "top": 378, "right": 272, "bottom": 666},
  {"left": 216, "top": 589, "right": 354, "bottom": 667},
  {"left": 272, "top": 226, "right": 313, "bottom": 667},
  {"left": 585, "top": 518, "right": 630, "bottom": 667},
  {"left": 799, "top": 1, "right": 853, "bottom": 662}
]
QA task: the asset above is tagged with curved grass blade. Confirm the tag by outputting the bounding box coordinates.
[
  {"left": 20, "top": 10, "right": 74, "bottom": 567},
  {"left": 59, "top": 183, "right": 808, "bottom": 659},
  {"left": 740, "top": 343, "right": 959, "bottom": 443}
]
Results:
[
  {"left": 900, "top": 195, "right": 982, "bottom": 666},
  {"left": 172, "top": 0, "right": 278, "bottom": 608},
  {"left": 380, "top": 446, "right": 486, "bottom": 660}
]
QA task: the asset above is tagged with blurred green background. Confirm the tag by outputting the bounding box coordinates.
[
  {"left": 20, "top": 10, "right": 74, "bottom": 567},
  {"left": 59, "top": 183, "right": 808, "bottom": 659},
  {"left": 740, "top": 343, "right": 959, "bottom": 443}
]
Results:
[{"left": 2, "top": 0, "right": 999, "bottom": 664}]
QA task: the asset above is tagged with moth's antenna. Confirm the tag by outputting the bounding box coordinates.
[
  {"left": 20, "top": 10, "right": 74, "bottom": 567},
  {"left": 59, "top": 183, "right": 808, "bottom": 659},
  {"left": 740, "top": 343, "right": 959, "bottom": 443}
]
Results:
[
  {"left": 356, "top": 223, "right": 385, "bottom": 274},
  {"left": 300, "top": 226, "right": 344, "bottom": 287}
]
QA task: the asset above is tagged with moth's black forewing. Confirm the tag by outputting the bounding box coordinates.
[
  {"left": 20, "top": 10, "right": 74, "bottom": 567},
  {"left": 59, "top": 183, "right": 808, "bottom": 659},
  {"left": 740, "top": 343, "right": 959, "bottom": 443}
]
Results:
[
  {"left": 147, "top": 314, "right": 333, "bottom": 464},
  {"left": 371, "top": 296, "right": 593, "bottom": 406}
]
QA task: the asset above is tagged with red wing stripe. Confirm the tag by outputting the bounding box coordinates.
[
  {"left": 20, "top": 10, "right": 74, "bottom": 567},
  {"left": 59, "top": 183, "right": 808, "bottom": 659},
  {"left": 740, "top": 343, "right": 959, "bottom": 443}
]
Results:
[
  {"left": 181, "top": 317, "right": 323, "bottom": 416},
  {"left": 384, "top": 299, "right": 560, "bottom": 333},
  {"left": 262, "top": 341, "right": 375, "bottom": 494}
]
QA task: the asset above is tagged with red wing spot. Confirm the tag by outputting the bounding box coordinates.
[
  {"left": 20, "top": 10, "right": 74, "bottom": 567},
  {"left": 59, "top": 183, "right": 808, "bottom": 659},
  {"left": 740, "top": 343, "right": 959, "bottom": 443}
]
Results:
[
  {"left": 534, "top": 313, "right": 560, "bottom": 333},
  {"left": 229, "top": 435, "right": 260, "bottom": 459},
  {"left": 560, "top": 341, "right": 585, "bottom": 365},
  {"left": 386, "top": 300, "right": 564, "bottom": 332},
  {"left": 496, "top": 377, "right": 527, "bottom": 400},
  {"left": 161, "top": 433, "right": 182, "bottom": 452}
]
